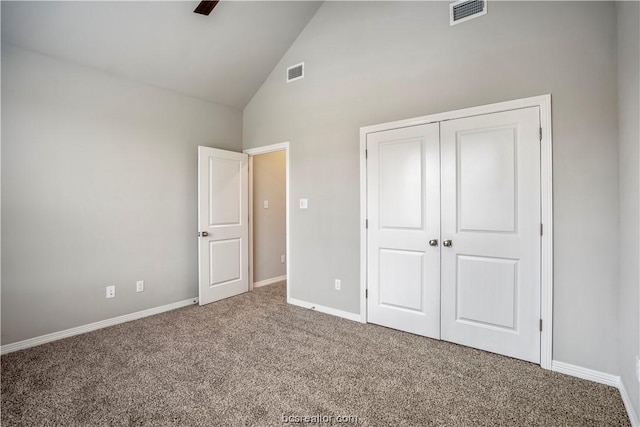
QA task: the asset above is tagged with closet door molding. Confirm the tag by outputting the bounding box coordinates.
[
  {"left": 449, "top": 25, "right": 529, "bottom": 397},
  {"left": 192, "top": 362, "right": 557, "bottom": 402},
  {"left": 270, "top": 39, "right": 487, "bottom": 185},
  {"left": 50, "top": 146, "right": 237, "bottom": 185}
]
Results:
[{"left": 359, "top": 94, "right": 553, "bottom": 369}]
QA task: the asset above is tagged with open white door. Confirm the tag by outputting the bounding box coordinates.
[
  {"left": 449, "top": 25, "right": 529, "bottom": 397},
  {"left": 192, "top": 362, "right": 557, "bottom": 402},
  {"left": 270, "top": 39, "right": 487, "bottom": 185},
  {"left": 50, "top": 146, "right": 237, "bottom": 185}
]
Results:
[{"left": 198, "top": 146, "right": 249, "bottom": 305}]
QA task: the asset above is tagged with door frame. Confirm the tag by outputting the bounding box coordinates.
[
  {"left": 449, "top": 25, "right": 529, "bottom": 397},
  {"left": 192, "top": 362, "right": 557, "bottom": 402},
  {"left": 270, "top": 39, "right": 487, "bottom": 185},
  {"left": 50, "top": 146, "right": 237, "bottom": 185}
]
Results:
[
  {"left": 359, "top": 94, "right": 553, "bottom": 369},
  {"left": 243, "top": 142, "right": 290, "bottom": 300}
]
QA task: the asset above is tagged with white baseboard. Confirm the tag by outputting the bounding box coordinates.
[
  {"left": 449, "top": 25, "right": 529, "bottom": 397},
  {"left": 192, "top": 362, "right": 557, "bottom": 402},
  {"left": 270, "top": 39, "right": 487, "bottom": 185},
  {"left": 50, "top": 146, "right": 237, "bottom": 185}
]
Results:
[
  {"left": 619, "top": 378, "right": 640, "bottom": 427},
  {"left": 552, "top": 360, "right": 638, "bottom": 426},
  {"left": 1, "top": 297, "right": 199, "bottom": 355},
  {"left": 287, "top": 297, "right": 361, "bottom": 323},
  {"left": 254, "top": 275, "right": 287, "bottom": 288},
  {"left": 551, "top": 360, "right": 620, "bottom": 387}
]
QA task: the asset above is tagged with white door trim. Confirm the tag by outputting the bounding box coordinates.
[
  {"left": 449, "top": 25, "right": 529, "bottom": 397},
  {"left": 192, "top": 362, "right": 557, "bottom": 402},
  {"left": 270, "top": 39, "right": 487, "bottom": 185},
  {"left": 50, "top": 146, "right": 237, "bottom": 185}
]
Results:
[
  {"left": 243, "top": 142, "right": 290, "bottom": 301},
  {"left": 359, "top": 94, "right": 553, "bottom": 369}
]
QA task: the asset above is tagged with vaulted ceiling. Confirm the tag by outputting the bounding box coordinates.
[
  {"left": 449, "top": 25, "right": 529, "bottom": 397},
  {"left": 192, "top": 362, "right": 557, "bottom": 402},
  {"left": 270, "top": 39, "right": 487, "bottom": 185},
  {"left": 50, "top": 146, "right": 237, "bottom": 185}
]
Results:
[{"left": 1, "top": 1, "right": 322, "bottom": 109}]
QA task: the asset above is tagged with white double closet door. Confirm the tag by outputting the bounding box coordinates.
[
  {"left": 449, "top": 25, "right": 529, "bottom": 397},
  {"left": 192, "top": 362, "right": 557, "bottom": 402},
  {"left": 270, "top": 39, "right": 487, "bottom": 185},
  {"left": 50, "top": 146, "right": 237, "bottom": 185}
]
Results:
[{"left": 366, "top": 107, "right": 541, "bottom": 363}]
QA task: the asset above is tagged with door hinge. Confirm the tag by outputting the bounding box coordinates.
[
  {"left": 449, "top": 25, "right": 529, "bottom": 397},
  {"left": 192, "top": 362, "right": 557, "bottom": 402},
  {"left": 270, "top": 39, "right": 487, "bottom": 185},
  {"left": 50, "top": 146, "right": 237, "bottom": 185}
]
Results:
[
  {"left": 365, "top": 149, "right": 368, "bottom": 159},
  {"left": 540, "top": 223, "right": 543, "bottom": 236},
  {"left": 366, "top": 219, "right": 368, "bottom": 229},
  {"left": 539, "top": 319, "right": 543, "bottom": 331},
  {"left": 539, "top": 127, "right": 543, "bottom": 141},
  {"left": 366, "top": 289, "right": 368, "bottom": 298}
]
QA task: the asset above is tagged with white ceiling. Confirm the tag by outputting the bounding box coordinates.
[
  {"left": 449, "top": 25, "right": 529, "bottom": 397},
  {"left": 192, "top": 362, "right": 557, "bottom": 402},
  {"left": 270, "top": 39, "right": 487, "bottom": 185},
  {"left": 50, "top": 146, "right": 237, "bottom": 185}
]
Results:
[{"left": 1, "top": 1, "right": 322, "bottom": 109}]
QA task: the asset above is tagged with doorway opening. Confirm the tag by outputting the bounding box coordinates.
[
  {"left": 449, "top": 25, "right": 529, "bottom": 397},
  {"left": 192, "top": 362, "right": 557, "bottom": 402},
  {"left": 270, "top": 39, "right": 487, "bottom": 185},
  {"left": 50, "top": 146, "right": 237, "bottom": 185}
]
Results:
[{"left": 244, "top": 143, "right": 290, "bottom": 299}]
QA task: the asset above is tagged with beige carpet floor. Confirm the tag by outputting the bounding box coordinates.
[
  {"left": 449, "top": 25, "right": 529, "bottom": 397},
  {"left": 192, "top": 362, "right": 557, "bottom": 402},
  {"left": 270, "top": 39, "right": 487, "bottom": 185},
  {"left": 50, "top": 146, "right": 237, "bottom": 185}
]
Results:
[{"left": 1, "top": 282, "right": 631, "bottom": 426}]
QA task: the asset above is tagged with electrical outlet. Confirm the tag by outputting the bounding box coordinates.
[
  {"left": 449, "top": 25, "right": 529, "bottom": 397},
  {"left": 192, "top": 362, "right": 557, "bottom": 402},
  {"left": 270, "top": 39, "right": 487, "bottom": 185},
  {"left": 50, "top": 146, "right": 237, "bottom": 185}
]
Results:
[
  {"left": 264, "top": 200, "right": 269, "bottom": 209},
  {"left": 136, "top": 280, "right": 144, "bottom": 293},
  {"left": 299, "top": 199, "right": 308, "bottom": 209},
  {"left": 281, "top": 254, "right": 285, "bottom": 263},
  {"left": 106, "top": 285, "right": 115, "bottom": 299},
  {"left": 334, "top": 279, "right": 341, "bottom": 291}
]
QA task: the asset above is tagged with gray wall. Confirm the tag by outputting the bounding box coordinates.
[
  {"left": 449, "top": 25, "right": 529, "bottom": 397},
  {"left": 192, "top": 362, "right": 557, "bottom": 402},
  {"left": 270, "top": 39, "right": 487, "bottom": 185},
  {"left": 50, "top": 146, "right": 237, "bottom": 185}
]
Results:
[
  {"left": 1, "top": 44, "right": 242, "bottom": 345},
  {"left": 617, "top": 0, "right": 640, "bottom": 417},
  {"left": 252, "top": 151, "right": 286, "bottom": 283},
  {"left": 243, "top": 1, "right": 621, "bottom": 374}
]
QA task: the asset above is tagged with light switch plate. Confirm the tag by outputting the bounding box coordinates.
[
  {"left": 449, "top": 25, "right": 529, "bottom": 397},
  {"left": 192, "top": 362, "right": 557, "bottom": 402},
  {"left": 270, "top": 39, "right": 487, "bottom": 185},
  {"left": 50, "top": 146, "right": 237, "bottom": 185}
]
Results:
[
  {"left": 264, "top": 200, "right": 269, "bottom": 209},
  {"left": 299, "top": 199, "right": 308, "bottom": 209},
  {"left": 106, "top": 285, "right": 115, "bottom": 299}
]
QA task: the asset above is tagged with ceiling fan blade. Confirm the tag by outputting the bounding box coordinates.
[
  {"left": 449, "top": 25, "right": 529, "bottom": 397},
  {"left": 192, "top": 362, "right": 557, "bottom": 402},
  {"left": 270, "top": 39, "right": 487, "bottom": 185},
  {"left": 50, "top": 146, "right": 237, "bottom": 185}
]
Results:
[{"left": 194, "top": 1, "right": 219, "bottom": 16}]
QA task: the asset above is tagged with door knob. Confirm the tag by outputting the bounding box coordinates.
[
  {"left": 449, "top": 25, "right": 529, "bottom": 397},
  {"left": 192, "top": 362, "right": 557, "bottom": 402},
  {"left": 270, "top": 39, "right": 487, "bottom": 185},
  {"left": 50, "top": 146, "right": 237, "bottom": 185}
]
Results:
[
  {"left": 443, "top": 240, "right": 452, "bottom": 247},
  {"left": 199, "top": 231, "right": 209, "bottom": 237},
  {"left": 429, "top": 239, "right": 438, "bottom": 247}
]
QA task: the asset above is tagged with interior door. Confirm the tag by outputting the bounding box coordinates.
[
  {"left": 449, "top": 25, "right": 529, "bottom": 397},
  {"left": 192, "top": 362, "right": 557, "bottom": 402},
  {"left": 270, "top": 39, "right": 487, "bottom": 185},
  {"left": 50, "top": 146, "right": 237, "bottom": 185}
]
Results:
[
  {"left": 366, "top": 123, "right": 441, "bottom": 338},
  {"left": 198, "top": 146, "right": 249, "bottom": 305},
  {"left": 440, "top": 107, "right": 541, "bottom": 363}
]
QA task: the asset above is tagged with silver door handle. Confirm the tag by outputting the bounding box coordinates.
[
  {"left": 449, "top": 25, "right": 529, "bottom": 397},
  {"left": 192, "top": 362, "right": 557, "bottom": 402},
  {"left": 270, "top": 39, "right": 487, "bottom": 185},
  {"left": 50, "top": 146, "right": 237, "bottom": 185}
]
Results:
[
  {"left": 429, "top": 239, "right": 438, "bottom": 247},
  {"left": 199, "top": 231, "right": 209, "bottom": 237},
  {"left": 443, "top": 240, "right": 452, "bottom": 247}
]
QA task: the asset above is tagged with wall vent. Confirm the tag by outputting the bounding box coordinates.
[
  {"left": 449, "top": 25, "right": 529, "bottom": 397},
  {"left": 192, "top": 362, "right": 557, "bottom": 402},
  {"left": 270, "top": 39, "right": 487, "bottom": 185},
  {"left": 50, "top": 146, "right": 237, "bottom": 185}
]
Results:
[
  {"left": 287, "top": 62, "right": 304, "bottom": 83},
  {"left": 450, "top": 0, "right": 487, "bottom": 26}
]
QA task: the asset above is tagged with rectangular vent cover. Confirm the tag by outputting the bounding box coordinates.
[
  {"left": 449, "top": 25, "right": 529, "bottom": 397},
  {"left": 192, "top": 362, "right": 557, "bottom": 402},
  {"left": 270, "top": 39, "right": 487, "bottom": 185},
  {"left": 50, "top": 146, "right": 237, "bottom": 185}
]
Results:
[
  {"left": 450, "top": 0, "right": 487, "bottom": 26},
  {"left": 287, "top": 62, "right": 304, "bottom": 83}
]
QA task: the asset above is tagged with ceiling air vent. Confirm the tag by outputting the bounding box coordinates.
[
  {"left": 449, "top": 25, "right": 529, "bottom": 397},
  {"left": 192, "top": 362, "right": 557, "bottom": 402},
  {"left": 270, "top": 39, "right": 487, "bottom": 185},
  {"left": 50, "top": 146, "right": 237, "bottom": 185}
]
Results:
[
  {"left": 287, "top": 62, "right": 304, "bottom": 83},
  {"left": 450, "top": 0, "right": 487, "bottom": 26}
]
